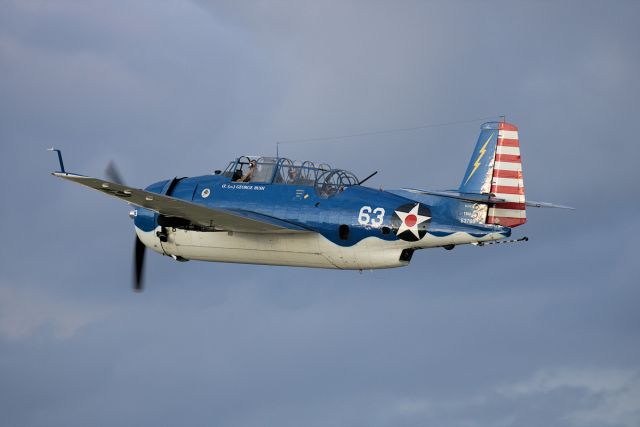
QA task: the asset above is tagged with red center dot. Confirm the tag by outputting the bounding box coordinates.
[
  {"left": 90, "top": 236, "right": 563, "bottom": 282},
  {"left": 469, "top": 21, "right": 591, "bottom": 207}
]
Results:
[{"left": 404, "top": 214, "right": 417, "bottom": 227}]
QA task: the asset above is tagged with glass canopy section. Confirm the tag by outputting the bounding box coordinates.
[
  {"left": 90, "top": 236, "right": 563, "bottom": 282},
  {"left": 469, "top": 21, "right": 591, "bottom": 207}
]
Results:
[{"left": 221, "top": 156, "right": 360, "bottom": 196}]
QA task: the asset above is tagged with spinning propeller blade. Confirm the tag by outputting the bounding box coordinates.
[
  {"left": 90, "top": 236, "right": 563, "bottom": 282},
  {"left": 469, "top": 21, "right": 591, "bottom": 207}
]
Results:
[
  {"left": 105, "top": 161, "right": 125, "bottom": 185},
  {"left": 105, "top": 161, "right": 146, "bottom": 292},
  {"left": 134, "top": 235, "right": 146, "bottom": 292}
]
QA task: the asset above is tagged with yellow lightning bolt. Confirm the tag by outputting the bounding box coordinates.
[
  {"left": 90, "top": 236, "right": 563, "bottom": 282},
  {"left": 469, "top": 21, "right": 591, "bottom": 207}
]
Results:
[{"left": 464, "top": 131, "right": 495, "bottom": 186}]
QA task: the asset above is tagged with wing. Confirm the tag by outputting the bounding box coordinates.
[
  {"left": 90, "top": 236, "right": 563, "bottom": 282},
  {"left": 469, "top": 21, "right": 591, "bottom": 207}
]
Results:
[{"left": 53, "top": 172, "right": 311, "bottom": 233}]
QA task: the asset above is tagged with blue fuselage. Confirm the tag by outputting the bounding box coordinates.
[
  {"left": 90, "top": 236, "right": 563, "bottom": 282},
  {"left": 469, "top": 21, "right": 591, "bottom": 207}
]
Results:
[{"left": 135, "top": 173, "right": 509, "bottom": 249}]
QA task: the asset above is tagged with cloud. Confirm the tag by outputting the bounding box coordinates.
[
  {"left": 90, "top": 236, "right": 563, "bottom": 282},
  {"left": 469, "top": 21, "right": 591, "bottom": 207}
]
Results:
[
  {"left": 0, "top": 283, "right": 110, "bottom": 340},
  {"left": 384, "top": 367, "right": 640, "bottom": 427},
  {"left": 501, "top": 368, "right": 640, "bottom": 427}
]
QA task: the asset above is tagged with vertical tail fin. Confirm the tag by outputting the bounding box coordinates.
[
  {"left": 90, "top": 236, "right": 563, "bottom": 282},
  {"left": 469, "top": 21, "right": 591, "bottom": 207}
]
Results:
[{"left": 459, "top": 122, "right": 526, "bottom": 228}]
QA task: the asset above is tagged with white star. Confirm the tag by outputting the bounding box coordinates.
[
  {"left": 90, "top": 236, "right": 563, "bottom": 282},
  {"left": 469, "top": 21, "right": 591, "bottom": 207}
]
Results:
[{"left": 395, "top": 204, "right": 431, "bottom": 239}]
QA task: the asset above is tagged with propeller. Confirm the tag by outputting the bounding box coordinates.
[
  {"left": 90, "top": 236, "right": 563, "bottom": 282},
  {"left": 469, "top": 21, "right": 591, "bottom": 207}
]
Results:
[
  {"left": 105, "top": 160, "right": 125, "bottom": 185},
  {"left": 105, "top": 161, "right": 146, "bottom": 292},
  {"left": 134, "top": 235, "right": 146, "bottom": 292}
]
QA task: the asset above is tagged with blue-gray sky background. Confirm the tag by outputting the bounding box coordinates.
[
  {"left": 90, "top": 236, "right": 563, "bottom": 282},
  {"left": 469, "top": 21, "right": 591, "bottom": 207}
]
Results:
[{"left": 1, "top": 1, "right": 639, "bottom": 426}]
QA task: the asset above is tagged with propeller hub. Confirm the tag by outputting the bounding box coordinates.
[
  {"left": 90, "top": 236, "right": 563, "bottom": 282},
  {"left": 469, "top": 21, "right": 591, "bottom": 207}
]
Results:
[{"left": 129, "top": 209, "right": 137, "bottom": 219}]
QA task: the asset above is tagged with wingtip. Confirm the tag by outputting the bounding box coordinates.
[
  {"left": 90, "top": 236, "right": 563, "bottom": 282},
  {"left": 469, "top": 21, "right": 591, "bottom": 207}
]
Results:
[{"left": 52, "top": 171, "right": 86, "bottom": 178}]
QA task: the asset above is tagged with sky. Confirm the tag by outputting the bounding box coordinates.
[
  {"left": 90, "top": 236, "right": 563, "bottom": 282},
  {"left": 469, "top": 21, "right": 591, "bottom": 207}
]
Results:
[{"left": 1, "top": 1, "right": 639, "bottom": 426}]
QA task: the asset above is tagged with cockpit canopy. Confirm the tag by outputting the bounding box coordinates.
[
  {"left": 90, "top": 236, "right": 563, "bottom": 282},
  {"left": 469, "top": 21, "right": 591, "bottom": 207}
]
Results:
[
  {"left": 221, "top": 156, "right": 360, "bottom": 197},
  {"left": 314, "top": 169, "right": 359, "bottom": 199}
]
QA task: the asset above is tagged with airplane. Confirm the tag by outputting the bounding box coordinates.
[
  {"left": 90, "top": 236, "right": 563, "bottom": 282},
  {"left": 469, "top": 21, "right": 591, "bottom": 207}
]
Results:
[{"left": 50, "top": 121, "right": 572, "bottom": 291}]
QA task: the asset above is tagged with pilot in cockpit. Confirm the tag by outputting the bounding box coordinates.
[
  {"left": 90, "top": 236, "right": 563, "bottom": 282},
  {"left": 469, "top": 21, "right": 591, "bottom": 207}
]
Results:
[
  {"left": 287, "top": 167, "right": 298, "bottom": 183},
  {"left": 241, "top": 159, "right": 257, "bottom": 182}
]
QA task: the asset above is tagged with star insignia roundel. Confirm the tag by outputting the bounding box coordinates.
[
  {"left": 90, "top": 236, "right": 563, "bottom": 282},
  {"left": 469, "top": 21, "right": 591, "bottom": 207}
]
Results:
[{"left": 392, "top": 203, "right": 431, "bottom": 242}]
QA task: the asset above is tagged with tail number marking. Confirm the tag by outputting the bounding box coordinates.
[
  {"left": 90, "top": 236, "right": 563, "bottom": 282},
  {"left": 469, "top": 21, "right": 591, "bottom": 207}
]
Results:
[{"left": 358, "top": 206, "right": 386, "bottom": 228}]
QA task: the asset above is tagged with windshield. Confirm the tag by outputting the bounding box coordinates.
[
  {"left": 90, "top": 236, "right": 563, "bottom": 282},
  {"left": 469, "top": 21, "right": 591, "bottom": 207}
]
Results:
[{"left": 222, "top": 156, "right": 277, "bottom": 183}]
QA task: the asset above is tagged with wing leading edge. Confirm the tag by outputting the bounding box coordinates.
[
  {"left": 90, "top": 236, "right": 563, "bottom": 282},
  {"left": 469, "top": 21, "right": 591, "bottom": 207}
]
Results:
[{"left": 52, "top": 172, "right": 311, "bottom": 234}]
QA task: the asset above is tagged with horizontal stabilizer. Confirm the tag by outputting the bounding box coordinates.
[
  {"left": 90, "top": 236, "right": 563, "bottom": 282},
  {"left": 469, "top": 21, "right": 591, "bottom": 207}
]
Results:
[
  {"left": 525, "top": 200, "right": 574, "bottom": 209},
  {"left": 401, "top": 188, "right": 573, "bottom": 210},
  {"left": 400, "top": 188, "right": 507, "bottom": 204}
]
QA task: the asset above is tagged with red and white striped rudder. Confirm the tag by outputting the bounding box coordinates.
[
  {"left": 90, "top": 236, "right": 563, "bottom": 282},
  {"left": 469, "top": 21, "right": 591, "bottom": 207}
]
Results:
[{"left": 487, "top": 122, "right": 526, "bottom": 227}]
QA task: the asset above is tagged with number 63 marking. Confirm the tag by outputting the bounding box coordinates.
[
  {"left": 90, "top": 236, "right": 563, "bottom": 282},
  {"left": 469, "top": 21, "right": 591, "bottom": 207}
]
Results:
[{"left": 358, "top": 206, "right": 385, "bottom": 228}]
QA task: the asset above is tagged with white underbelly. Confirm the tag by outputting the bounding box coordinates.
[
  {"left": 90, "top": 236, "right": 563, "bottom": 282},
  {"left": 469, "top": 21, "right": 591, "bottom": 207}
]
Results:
[
  {"left": 136, "top": 227, "right": 409, "bottom": 270},
  {"left": 135, "top": 227, "right": 506, "bottom": 270}
]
